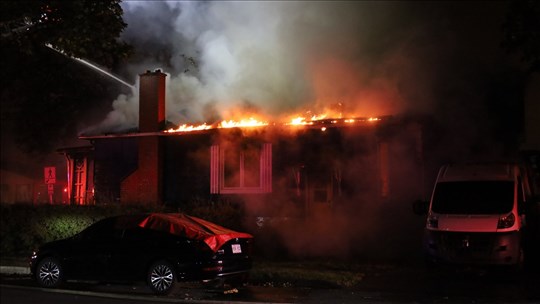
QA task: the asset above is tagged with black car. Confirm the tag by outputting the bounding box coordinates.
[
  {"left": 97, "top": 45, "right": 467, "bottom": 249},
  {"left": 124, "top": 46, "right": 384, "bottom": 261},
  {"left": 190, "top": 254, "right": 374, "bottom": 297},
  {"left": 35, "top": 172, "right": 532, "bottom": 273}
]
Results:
[{"left": 30, "top": 213, "right": 253, "bottom": 295}]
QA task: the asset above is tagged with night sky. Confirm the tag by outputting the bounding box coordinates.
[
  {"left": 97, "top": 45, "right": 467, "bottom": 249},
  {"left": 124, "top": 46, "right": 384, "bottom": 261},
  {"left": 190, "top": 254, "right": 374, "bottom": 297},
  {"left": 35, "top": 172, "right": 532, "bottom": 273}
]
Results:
[{"left": 1, "top": 1, "right": 538, "bottom": 180}]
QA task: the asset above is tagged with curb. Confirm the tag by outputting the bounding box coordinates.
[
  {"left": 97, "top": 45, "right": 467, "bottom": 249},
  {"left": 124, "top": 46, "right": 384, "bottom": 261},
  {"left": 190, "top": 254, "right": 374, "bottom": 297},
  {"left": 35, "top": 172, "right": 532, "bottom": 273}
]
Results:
[{"left": 0, "top": 266, "right": 30, "bottom": 275}]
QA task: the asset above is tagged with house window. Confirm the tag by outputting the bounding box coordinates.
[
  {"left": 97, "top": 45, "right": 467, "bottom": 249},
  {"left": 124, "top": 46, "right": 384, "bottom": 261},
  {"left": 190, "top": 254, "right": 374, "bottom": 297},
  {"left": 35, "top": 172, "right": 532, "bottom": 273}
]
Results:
[{"left": 211, "top": 143, "right": 272, "bottom": 194}]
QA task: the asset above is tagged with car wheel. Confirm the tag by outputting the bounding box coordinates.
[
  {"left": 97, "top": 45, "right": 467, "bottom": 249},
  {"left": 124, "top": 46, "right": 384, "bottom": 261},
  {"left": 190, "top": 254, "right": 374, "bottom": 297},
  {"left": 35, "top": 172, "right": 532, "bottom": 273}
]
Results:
[
  {"left": 36, "top": 257, "right": 63, "bottom": 288},
  {"left": 147, "top": 260, "right": 176, "bottom": 295}
]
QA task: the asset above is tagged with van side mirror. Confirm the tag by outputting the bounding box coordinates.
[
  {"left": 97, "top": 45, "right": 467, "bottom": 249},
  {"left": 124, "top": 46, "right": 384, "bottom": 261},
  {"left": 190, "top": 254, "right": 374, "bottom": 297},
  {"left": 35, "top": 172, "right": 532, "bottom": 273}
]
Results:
[{"left": 412, "top": 199, "right": 429, "bottom": 215}]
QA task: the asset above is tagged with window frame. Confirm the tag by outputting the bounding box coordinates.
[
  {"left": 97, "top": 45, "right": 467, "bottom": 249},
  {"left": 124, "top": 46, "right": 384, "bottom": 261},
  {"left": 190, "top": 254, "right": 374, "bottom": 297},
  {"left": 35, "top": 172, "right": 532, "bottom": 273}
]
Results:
[{"left": 210, "top": 143, "right": 272, "bottom": 194}]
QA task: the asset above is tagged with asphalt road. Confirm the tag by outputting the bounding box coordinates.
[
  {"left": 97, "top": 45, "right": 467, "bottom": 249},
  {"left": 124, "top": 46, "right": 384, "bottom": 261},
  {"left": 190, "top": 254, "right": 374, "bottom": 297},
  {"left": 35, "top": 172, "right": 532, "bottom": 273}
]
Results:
[
  {"left": 2, "top": 263, "right": 540, "bottom": 304},
  {"left": 1, "top": 285, "right": 174, "bottom": 304}
]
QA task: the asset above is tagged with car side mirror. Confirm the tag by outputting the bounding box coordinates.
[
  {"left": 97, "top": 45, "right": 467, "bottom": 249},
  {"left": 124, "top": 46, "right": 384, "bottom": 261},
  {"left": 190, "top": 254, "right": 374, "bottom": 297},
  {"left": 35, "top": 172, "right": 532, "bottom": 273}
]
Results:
[{"left": 412, "top": 199, "right": 429, "bottom": 215}]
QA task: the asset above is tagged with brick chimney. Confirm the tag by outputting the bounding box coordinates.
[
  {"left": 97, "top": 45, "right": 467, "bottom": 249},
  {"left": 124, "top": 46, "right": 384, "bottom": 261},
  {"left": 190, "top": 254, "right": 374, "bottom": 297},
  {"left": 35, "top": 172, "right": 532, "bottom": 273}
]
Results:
[
  {"left": 121, "top": 70, "right": 166, "bottom": 205},
  {"left": 139, "top": 69, "right": 166, "bottom": 132}
]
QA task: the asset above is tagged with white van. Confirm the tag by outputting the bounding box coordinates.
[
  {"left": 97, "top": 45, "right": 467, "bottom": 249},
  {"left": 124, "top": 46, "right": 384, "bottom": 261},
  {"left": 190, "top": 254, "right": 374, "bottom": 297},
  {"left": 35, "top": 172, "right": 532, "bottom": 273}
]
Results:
[{"left": 423, "top": 163, "right": 533, "bottom": 267}]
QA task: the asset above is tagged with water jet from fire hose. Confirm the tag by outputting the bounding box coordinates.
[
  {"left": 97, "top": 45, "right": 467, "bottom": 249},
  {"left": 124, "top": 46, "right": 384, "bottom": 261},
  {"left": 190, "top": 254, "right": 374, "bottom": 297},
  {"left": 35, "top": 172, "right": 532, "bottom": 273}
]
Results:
[{"left": 45, "top": 44, "right": 135, "bottom": 90}]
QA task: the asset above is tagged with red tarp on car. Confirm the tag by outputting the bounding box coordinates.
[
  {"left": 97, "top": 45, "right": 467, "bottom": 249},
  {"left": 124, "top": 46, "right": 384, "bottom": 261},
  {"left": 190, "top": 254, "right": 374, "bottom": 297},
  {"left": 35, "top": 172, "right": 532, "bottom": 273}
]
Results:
[{"left": 138, "top": 213, "right": 253, "bottom": 252}]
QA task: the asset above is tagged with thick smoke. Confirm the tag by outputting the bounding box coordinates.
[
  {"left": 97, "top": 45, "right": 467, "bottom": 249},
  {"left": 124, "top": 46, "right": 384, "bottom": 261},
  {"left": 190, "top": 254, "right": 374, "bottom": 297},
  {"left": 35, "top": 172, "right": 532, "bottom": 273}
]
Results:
[
  {"left": 85, "top": 2, "right": 514, "bottom": 259},
  {"left": 0, "top": 0, "right": 523, "bottom": 260},
  {"left": 89, "top": 1, "right": 509, "bottom": 133}
]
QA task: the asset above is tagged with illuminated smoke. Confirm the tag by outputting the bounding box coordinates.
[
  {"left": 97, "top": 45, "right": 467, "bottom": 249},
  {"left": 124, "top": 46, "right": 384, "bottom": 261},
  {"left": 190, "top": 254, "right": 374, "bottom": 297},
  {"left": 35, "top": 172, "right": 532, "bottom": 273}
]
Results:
[
  {"left": 80, "top": 2, "right": 514, "bottom": 259},
  {"left": 88, "top": 2, "right": 445, "bottom": 133},
  {"left": 86, "top": 1, "right": 510, "bottom": 140}
]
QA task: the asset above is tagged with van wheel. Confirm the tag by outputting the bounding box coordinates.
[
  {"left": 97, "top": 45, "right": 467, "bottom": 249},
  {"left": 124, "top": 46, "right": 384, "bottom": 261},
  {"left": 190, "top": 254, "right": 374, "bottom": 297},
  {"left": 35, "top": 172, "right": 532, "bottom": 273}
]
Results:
[{"left": 147, "top": 260, "right": 176, "bottom": 295}]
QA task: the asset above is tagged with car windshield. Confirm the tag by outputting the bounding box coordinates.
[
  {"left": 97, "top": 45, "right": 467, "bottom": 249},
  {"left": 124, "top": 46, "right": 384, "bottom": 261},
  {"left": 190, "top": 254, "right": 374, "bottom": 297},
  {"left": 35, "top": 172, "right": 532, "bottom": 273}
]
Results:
[{"left": 431, "top": 181, "right": 514, "bottom": 214}]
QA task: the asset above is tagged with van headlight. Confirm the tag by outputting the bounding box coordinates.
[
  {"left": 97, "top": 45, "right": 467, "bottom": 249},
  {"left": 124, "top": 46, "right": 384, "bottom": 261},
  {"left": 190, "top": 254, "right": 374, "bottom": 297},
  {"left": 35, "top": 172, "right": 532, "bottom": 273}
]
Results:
[
  {"left": 497, "top": 212, "right": 515, "bottom": 229},
  {"left": 427, "top": 213, "right": 439, "bottom": 228}
]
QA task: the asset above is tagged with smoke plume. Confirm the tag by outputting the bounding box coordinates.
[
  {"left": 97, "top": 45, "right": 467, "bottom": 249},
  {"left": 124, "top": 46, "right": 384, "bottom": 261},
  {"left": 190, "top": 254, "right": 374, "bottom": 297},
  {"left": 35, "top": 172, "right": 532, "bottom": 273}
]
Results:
[
  {"left": 87, "top": 1, "right": 510, "bottom": 134},
  {"left": 82, "top": 1, "right": 517, "bottom": 259}
]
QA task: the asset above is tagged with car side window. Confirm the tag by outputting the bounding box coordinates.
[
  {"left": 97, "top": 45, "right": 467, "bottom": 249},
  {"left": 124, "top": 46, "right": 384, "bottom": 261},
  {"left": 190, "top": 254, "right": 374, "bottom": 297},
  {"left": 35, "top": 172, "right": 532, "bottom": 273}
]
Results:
[
  {"left": 122, "top": 226, "right": 159, "bottom": 240},
  {"left": 82, "top": 217, "right": 121, "bottom": 241}
]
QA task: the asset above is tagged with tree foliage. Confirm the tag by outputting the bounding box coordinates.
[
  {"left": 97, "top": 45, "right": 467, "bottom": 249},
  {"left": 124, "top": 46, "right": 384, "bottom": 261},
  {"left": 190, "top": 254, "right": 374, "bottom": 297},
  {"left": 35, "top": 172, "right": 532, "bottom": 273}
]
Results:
[
  {"left": 502, "top": 0, "right": 540, "bottom": 72},
  {"left": 0, "top": 0, "right": 132, "bottom": 156},
  {"left": 1, "top": 0, "right": 131, "bottom": 65}
]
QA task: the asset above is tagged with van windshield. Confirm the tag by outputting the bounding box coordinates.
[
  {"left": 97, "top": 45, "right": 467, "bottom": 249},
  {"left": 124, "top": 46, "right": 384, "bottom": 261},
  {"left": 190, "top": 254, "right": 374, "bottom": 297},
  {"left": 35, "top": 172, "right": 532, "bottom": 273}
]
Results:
[{"left": 431, "top": 181, "right": 514, "bottom": 214}]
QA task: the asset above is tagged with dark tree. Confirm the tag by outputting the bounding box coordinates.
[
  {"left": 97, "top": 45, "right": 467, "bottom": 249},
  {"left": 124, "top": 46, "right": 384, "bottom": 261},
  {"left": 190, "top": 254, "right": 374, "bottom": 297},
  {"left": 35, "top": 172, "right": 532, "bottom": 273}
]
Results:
[
  {"left": 0, "top": 0, "right": 132, "bottom": 158},
  {"left": 1, "top": 0, "right": 130, "bottom": 65},
  {"left": 502, "top": 0, "right": 540, "bottom": 72}
]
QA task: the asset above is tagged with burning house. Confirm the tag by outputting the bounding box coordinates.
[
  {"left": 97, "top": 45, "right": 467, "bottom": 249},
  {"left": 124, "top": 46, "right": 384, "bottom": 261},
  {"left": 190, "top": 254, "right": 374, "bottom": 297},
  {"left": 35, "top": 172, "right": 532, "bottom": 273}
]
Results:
[{"left": 60, "top": 69, "right": 426, "bottom": 220}]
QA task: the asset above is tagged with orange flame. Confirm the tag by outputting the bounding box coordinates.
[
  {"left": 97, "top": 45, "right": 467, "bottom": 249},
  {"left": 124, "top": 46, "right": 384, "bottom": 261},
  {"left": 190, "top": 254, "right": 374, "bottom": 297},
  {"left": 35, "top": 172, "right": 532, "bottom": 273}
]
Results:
[
  {"left": 165, "top": 123, "right": 212, "bottom": 133},
  {"left": 166, "top": 117, "right": 268, "bottom": 133},
  {"left": 165, "top": 112, "right": 382, "bottom": 133},
  {"left": 219, "top": 118, "right": 269, "bottom": 128}
]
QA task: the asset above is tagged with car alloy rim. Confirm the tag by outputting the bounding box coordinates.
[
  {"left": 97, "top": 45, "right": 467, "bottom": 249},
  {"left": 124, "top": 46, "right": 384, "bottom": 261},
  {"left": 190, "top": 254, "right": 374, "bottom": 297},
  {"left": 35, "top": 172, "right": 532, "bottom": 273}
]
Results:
[
  {"left": 39, "top": 261, "right": 60, "bottom": 286},
  {"left": 150, "top": 264, "right": 173, "bottom": 291}
]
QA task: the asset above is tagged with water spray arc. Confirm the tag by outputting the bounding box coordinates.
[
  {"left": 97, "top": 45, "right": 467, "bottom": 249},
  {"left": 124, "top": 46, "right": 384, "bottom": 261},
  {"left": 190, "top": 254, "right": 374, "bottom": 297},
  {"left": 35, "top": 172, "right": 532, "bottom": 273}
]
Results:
[{"left": 45, "top": 44, "right": 135, "bottom": 90}]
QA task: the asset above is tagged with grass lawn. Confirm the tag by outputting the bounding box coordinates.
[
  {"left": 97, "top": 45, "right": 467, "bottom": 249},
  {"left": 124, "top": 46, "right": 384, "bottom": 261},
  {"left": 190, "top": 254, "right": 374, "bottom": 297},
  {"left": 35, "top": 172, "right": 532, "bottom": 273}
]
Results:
[{"left": 249, "top": 259, "right": 395, "bottom": 288}]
